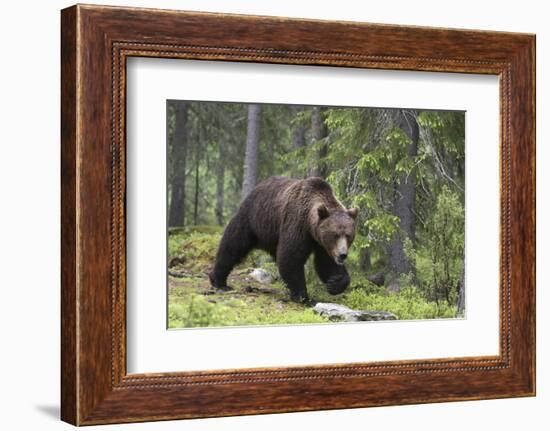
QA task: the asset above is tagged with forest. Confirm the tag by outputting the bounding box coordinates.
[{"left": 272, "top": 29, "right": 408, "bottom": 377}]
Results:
[{"left": 166, "top": 100, "right": 466, "bottom": 328}]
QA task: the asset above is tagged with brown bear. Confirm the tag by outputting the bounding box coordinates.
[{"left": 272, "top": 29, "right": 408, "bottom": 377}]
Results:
[{"left": 209, "top": 176, "right": 358, "bottom": 303}]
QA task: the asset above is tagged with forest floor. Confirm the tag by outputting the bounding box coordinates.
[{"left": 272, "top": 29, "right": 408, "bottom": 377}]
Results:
[{"left": 168, "top": 226, "right": 457, "bottom": 329}]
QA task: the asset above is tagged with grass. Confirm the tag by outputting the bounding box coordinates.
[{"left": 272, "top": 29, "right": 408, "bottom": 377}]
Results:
[
  {"left": 343, "top": 287, "right": 456, "bottom": 320},
  {"left": 168, "top": 226, "right": 458, "bottom": 328}
]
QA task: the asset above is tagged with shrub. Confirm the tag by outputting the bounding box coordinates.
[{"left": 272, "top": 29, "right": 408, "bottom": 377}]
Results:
[{"left": 343, "top": 287, "right": 456, "bottom": 320}]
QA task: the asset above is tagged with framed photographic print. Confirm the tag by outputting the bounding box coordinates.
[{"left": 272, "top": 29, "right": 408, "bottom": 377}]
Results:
[{"left": 61, "top": 4, "right": 535, "bottom": 425}]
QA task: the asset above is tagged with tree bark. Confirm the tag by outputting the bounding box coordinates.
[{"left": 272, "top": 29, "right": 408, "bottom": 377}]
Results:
[
  {"left": 359, "top": 248, "right": 371, "bottom": 272},
  {"left": 242, "top": 104, "right": 262, "bottom": 199},
  {"left": 215, "top": 137, "right": 225, "bottom": 225},
  {"left": 292, "top": 106, "right": 306, "bottom": 150},
  {"left": 388, "top": 110, "right": 419, "bottom": 290},
  {"left": 456, "top": 262, "right": 465, "bottom": 316},
  {"left": 193, "top": 124, "right": 203, "bottom": 225},
  {"left": 168, "top": 101, "right": 188, "bottom": 227},
  {"left": 267, "top": 139, "right": 275, "bottom": 177},
  {"left": 309, "top": 106, "right": 328, "bottom": 178},
  {"left": 291, "top": 106, "right": 307, "bottom": 178}
]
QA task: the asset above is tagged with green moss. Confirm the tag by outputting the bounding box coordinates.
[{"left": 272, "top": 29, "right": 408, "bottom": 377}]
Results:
[
  {"left": 168, "top": 228, "right": 276, "bottom": 274},
  {"left": 168, "top": 230, "right": 221, "bottom": 273},
  {"left": 168, "top": 278, "right": 328, "bottom": 328}
]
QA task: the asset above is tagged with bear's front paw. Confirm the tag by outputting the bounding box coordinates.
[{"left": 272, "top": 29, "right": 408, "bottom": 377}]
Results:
[{"left": 325, "top": 272, "right": 350, "bottom": 295}]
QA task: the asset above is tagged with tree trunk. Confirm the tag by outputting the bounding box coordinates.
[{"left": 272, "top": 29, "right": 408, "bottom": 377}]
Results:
[
  {"left": 193, "top": 156, "right": 200, "bottom": 225},
  {"left": 168, "top": 101, "right": 188, "bottom": 227},
  {"left": 292, "top": 106, "right": 306, "bottom": 150},
  {"left": 292, "top": 123, "right": 306, "bottom": 150},
  {"left": 360, "top": 248, "right": 385, "bottom": 286},
  {"left": 215, "top": 138, "right": 226, "bottom": 226},
  {"left": 456, "top": 262, "right": 465, "bottom": 316},
  {"left": 267, "top": 139, "right": 275, "bottom": 177},
  {"left": 291, "top": 106, "right": 307, "bottom": 178},
  {"left": 242, "top": 104, "right": 262, "bottom": 199},
  {"left": 193, "top": 125, "right": 202, "bottom": 225},
  {"left": 359, "top": 248, "right": 371, "bottom": 272},
  {"left": 309, "top": 106, "right": 328, "bottom": 178},
  {"left": 388, "top": 110, "right": 419, "bottom": 291}
]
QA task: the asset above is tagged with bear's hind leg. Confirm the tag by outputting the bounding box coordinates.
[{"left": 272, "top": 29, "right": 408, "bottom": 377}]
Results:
[{"left": 209, "top": 219, "right": 255, "bottom": 291}]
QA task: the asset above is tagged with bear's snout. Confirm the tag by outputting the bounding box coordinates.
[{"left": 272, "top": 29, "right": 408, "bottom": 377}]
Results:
[
  {"left": 335, "top": 252, "right": 347, "bottom": 265},
  {"left": 332, "top": 237, "right": 349, "bottom": 265}
]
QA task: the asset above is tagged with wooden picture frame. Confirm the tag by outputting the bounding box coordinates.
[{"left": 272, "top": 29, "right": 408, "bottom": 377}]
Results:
[{"left": 61, "top": 4, "right": 535, "bottom": 425}]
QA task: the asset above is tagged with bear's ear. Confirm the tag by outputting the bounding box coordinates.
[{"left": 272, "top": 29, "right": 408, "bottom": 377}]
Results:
[
  {"left": 317, "top": 205, "right": 330, "bottom": 221},
  {"left": 347, "top": 208, "right": 358, "bottom": 219}
]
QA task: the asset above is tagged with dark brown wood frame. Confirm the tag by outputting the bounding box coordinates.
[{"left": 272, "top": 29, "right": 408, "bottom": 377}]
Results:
[{"left": 61, "top": 4, "right": 535, "bottom": 426}]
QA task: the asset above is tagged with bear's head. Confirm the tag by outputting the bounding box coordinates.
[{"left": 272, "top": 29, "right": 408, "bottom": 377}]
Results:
[{"left": 316, "top": 206, "right": 358, "bottom": 266}]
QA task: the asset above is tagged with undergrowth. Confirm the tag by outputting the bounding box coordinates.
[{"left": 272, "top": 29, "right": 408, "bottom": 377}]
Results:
[{"left": 167, "top": 228, "right": 457, "bottom": 328}]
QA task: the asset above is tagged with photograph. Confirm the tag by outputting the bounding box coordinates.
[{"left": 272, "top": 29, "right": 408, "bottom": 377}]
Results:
[
  {"left": 166, "top": 101, "right": 466, "bottom": 328},
  {"left": 52, "top": 2, "right": 536, "bottom": 426}
]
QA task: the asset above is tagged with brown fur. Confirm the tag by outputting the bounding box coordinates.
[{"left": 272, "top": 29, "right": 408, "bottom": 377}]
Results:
[{"left": 209, "top": 176, "right": 358, "bottom": 303}]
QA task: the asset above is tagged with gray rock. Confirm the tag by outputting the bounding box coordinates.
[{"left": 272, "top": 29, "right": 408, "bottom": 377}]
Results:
[
  {"left": 249, "top": 268, "right": 273, "bottom": 284},
  {"left": 313, "top": 302, "right": 397, "bottom": 322}
]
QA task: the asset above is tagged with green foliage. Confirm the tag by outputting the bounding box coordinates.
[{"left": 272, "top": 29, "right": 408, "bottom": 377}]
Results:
[
  {"left": 349, "top": 273, "right": 386, "bottom": 294},
  {"left": 417, "top": 185, "right": 465, "bottom": 305},
  {"left": 363, "top": 213, "right": 400, "bottom": 245},
  {"left": 343, "top": 287, "right": 456, "bottom": 320}
]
